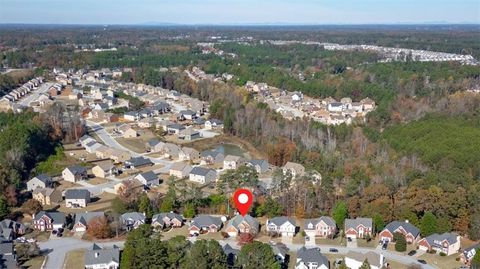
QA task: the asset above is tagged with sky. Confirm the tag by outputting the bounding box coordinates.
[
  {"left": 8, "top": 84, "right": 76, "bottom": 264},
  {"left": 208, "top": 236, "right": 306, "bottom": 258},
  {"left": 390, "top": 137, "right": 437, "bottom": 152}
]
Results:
[{"left": 0, "top": 0, "right": 479, "bottom": 25}]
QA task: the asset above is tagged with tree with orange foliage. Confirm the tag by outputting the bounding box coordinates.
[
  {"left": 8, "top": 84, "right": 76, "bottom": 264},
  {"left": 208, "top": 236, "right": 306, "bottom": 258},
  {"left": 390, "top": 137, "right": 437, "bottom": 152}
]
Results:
[
  {"left": 238, "top": 233, "right": 255, "bottom": 246},
  {"left": 87, "top": 216, "right": 112, "bottom": 239}
]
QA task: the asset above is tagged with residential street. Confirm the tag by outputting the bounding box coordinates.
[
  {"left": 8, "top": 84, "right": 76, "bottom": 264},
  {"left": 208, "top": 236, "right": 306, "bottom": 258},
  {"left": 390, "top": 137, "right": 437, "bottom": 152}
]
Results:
[{"left": 38, "top": 236, "right": 438, "bottom": 269}]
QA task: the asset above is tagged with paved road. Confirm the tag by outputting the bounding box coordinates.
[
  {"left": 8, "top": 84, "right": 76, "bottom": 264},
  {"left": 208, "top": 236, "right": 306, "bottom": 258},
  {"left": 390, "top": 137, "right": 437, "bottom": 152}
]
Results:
[
  {"left": 38, "top": 236, "right": 437, "bottom": 269},
  {"left": 18, "top": 82, "right": 54, "bottom": 107}
]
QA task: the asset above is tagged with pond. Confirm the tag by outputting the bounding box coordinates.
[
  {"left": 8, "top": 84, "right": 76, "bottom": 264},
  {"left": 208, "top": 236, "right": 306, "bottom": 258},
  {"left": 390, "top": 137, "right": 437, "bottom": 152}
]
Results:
[{"left": 212, "top": 143, "right": 251, "bottom": 158}]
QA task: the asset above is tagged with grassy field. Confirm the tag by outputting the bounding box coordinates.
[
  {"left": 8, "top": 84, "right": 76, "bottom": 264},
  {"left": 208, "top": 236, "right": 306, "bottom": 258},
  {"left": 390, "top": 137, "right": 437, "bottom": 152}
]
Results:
[
  {"left": 64, "top": 249, "right": 86, "bottom": 269},
  {"left": 21, "top": 255, "right": 46, "bottom": 269},
  {"left": 183, "top": 134, "right": 266, "bottom": 159},
  {"left": 417, "top": 252, "right": 462, "bottom": 269},
  {"left": 57, "top": 192, "right": 117, "bottom": 213}
]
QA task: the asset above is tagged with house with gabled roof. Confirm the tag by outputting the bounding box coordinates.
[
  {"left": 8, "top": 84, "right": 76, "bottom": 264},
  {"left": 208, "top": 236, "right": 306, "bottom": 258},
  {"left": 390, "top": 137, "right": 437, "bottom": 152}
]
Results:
[
  {"left": 304, "top": 216, "right": 337, "bottom": 238},
  {"left": 189, "top": 215, "right": 223, "bottom": 235},
  {"left": 134, "top": 171, "right": 159, "bottom": 186},
  {"left": 224, "top": 214, "right": 259, "bottom": 237},
  {"left": 345, "top": 217, "right": 373, "bottom": 239},
  {"left": 32, "top": 187, "right": 62, "bottom": 206},
  {"left": 32, "top": 211, "right": 65, "bottom": 231},
  {"left": 65, "top": 189, "right": 91, "bottom": 208},
  {"left": 345, "top": 251, "right": 385, "bottom": 269},
  {"left": 121, "top": 212, "right": 146, "bottom": 231},
  {"left": 0, "top": 219, "right": 25, "bottom": 241},
  {"left": 205, "top": 119, "right": 224, "bottom": 130},
  {"left": 295, "top": 247, "right": 329, "bottom": 269},
  {"left": 152, "top": 212, "right": 184, "bottom": 230},
  {"left": 266, "top": 217, "right": 297, "bottom": 237},
  {"left": 460, "top": 243, "right": 479, "bottom": 266},
  {"left": 379, "top": 220, "right": 420, "bottom": 243},
  {"left": 200, "top": 150, "right": 225, "bottom": 165},
  {"left": 189, "top": 167, "right": 217, "bottom": 184},
  {"left": 223, "top": 155, "right": 245, "bottom": 170},
  {"left": 282, "top": 162, "right": 305, "bottom": 179},
  {"left": 124, "top": 157, "right": 153, "bottom": 169},
  {"left": 169, "top": 162, "right": 193, "bottom": 179},
  {"left": 92, "top": 163, "right": 117, "bottom": 178},
  {"left": 27, "top": 174, "right": 53, "bottom": 191},
  {"left": 246, "top": 159, "right": 269, "bottom": 174},
  {"left": 179, "top": 147, "right": 200, "bottom": 162},
  {"left": 418, "top": 232, "right": 461, "bottom": 256},
  {"left": 73, "top": 212, "right": 105, "bottom": 232},
  {"left": 62, "top": 165, "right": 88, "bottom": 182},
  {"left": 84, "top": 244, "right": 120, "bottom": 269}
]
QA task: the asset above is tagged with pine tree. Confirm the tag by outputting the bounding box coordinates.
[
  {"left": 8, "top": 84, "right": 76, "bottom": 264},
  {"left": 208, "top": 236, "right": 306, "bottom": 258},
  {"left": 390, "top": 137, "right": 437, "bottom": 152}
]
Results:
[
  {"left": 420, "top": 212, "right": 438, "bottom": 236},
  {"left": 138, "top": 194, "right": 154, "bottom": 218},
  {"left": 332, "top": 201, "right": 348, "bottom": 228}
]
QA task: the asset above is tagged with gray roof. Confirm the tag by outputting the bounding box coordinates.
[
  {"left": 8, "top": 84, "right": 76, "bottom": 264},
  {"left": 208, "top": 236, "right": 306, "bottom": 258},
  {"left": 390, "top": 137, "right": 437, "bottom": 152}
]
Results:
[
  {"left": 34, "top": 211, "right": 65, "bottom": 224},
  {"left": 147, "top": 139, "right": 160, "bottom": 147},
  {"left": 384, "top": 221, "right": 420, "bottom": 237},
  {"left": 191, "top": 215, "right": 223, "bottom": 229},
  {"left": 65, "top": 189, "right": 90, "bottom": 200},
  {"left": 167, "top": 124, "right": 185, "bottom": 131},
  {"left": 66, "top": 165, "right": 87, "bottom": 175},
  {"left": 201, "top": 150, "right": 223, "bottom": 158},
  {"left": 32, "top": 174, "right": 52, "bottom": 184},
  {"left": 75, "top": 212, "right": 105, "bottom": 226},
  {"left": 226, "top": 215, "right": 259, "bottom": 233},
  {"left": 207, "top": 119, "right": 223, "bottom": 125},
  {"left": 223, "top": 243, "right": 239, "bottom": 256},
  {"left": 190, "top": 166, "right": 215, "bottom": 177},
  {"left": 345, "top": 217, "right": 373, "bottom": 230},
  {"left": 152, "top": 212, "right": 184, "bottom": 224},
  {"left": 121, "top": 212, "right": 146, "bottom": 223},
  {"left": 269, "top": 216, "right": 296, "bottom": 227},
  {"left": 136, "top": 171, "right": 158, "bottom": 182},
  {"left": 125, "top": 157, "right": 153, "bottom": 167},
  {"left": 424, "top": 233, "right": 459, "bottom": 246},
  {"left": 304, "top": 216, "right": 336, "bottom": 228},
  {"left": 247, "top": 159, "right": 268, "bottom": 167},
  {"left": 180, "top": 110, "right": 196, "bottom": 116},
  {"left": 296, "top": 247, "right": 329, "bottom": 267},
  {"left": 84, "top": 244, "right": 120, "bottom": 267},
  {"left": 0, "top": 242, "right": 13, "bottom": 255},
  {"left": 346, "top": 251, "right": 383, "bottom": 268},
  {"left": 464, "top": 243, "right": 480, "bottom": 253}
]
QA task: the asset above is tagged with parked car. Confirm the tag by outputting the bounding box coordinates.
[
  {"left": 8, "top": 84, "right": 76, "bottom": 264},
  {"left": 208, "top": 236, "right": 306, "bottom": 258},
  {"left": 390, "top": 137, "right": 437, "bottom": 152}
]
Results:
[
  {"left": 382, "top": 242, "right": 388, "bottom": 250},
  {"left": 329, "top": 248, "right": 339, "bottom": 253},
  {"left": 347, "top": 237, "right": 352, "bottom": 242},
  {"left": 51, "top": 230, "right": 57, "bottom": 235},
  {"left": 417, "top": 260, "right": 427, "bottom": 264},
  {"left": 408, "top": 250, "right": 417, "bottom": 256}
]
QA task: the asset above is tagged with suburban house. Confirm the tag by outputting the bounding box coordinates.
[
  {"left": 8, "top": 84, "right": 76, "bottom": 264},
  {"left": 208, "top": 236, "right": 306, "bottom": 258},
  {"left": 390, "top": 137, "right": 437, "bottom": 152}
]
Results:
[
  {"left": 225, "top": 214, "right": 260, "bottom": 237},
  {"left": 121, "top": 212, "right": 146, "bottom": 231},
  {"left": 117, "top": 124, "right": 138, "bottom": 138},
  {"left": 379, "top": 220, "right": 420, "bottom": 243},
  {"left": 345, "top": 217, "right": 373, "bottom": 239},
  {"left": 32, "top": 211, "right": 66, "bottom": 231},
  {"left": 189, "top": 167, "right": 217, "bottom": 184},
  {"left": 418, "top": 233, "right": 461, "bottom": 256},
  {"left": 92, "top": 163, "right": 117, "bottom": 178},
  {"left": 200, "top": 150, "right": 225, "bottom": 165},
  {"left": 205, "top": 119, "right": 224, "bottom": 130},
  {"left": 65, "top": 189, "right": 91, "bottom": 208},
  {"left": 266, "top": 217, "right": 297, "bottom": 237},
  {"left": 178, "top": 110, "right": 197, "bottom": 120},
  {"left": 282, "top": 162, "right": 305, "bottom": 178},
  {"left": 110, "top": 149, "right": 131, "bottom": 164},
  {"left": 460, "top": 244, "right": 479, "bottom": 266},
  {"left": 84, "top": 244, "right": 120, "bottom": 269},
  {"left": 270, "top": 243, "right": 289, "bottom": 266},
  {"left": 345, "top": 251, "right": 385, "bottom": 269},
  {"left": 124, "top": 157, "right": 153, "bottom": 169},
  {"left": 169, "top": 162, "right": 193, "bottom": 179},
  {"left": 178, "top": 128, "right": 201, "bottom": 141},
  {"left": 166, "top": 124, "right": 185, "bottom": 135},
  {"left": 304, "top": 216, "right": 337, "bottom": 238},
  {"left": 151, "top": 212, "right": 184, "bottom": 230},
  {"left": 27, "top": 174, "right": 53, "bottom": 191},
  {"left": 62, "top": 165, "right": 88, "bottom": 182},
  {"left": 134, "top": 171, "right": 160, "bottom": 186},
  {"left": 189, "top": 215, "right": 223, "bottom": 235},
  {"left": 73, "top": 212, "right": 105, "bottom": 232},
  {"left": 159, "top": 143, "right": 181, "bottom": 159},
  {"left": 123, "top": 111, "right": 139, "bottom": 121},
  {"left": 295, "top": 247, "right": 329, "bottom": 269},
  {"left": 146, "top": 139, "right": 164, "bottom": 152},
  {"left": 179, "top": 147, "right": 200, "bottom": 162},
  {"left": 245, "top": 159, "right": 269, "bottom": 174},
  {"left": 223, "top": 155, "right": 245, "bottom": 170},
  {"left": 32, "top": 188, "right": 62, "bottom": 206},
  {"left": 0, "top": 219, "right": 25, "bottom": 241},
  {"left": 95, "top": 145, "right": 113, "bottom": 159}
]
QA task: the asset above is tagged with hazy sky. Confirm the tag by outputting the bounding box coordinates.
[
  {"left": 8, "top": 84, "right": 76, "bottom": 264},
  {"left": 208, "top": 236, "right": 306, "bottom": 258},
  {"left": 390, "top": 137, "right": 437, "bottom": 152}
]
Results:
[{"left": 0, "top": 0, "right": 479, "bottom": 25}]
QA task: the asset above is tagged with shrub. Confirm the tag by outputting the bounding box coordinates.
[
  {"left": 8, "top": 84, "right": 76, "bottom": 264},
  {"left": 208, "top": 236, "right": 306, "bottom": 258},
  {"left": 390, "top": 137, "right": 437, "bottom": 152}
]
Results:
[{"left": 439, "top": 252, "right": 447, "bottom": 256}]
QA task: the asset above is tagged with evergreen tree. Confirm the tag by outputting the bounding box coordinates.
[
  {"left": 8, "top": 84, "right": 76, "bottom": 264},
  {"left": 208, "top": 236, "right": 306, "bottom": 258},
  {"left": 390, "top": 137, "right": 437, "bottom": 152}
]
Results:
[
  {"left": 472, "top": 251, "right": 480, "bottom": 269},
  {"left": 373, "top": 213, "right": 385, "bottom": 232},
  {"left": 186, "top": 239, "right": 227, "bottom": 269},
  {"left": 0, "top": 197, "right": 10, "bottom": 219},
  {"left": 332, "top": 201, "right": 348, "bottom": 229},
  {"left": 420, "top": 212, "right": 438, "bottom": 236},
  {"left": 236, "top": 241, "right": 281, "bottom": 269},
  {"left": 183, "top": 202, "right": 196, "bottom": 218},
  {"left": 394, "top": 232, "right": 407, "bottom": 252},
  {"left": 360, "top": 259, "right": 371, "bottom": 269},
  {"left": 138, "top": 194, "right": 154, "bottom": 218}
]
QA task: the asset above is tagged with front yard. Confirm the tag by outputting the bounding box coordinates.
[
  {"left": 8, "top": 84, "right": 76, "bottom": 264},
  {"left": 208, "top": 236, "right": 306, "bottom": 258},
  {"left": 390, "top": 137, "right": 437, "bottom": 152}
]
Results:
[
  {"left": 64, "top": 249, "right": 86, "bottom": 269},
  {"left": 21, "top": 255, "right": 46, "bottom": 269},
  {"left": 417, "top": 252, "right": 462, "bottom": 269}
]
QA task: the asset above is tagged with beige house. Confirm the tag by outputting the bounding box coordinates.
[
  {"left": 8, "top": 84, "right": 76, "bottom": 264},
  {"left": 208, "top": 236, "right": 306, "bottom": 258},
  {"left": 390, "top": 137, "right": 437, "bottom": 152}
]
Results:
[
  {"left": 169, "top": 162, "right": 193, "bottom": 179},
  {"left": 92, "top": 163, "right": 117, "bottom": 178},
  {"left": 179, "top": 147, "right": 200, "bottom": 162},
  {"left": 123, "top": 128, "right": 138, "bottom": 138},
  {"left": 32, "top": 188, "right": 62, "bottom": 206},
  {"left": 282, "top": 162, "right": 305, "bottom": 178},
  {"left": 95, "top": 146, "right": 113, "bottom": 159},
  {"left": 110, "top": 149, "right": 131, "bottom": 163},
  {"left": 223, "top": 155, "right": 245, "bottom": 170},
  {"left": 62, "top": 166, "right": 88, "bottom": 182}
]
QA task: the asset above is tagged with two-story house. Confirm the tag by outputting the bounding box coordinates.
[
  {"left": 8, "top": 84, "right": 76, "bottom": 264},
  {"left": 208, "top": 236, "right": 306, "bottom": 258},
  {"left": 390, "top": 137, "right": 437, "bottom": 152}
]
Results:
[
  {"left": 418, "top": 233, "right": 461, "bottom": 256},
  {"left": 345, "top": 217, "right": 373, "bottom": 239},
  {"left": 224, "top": 214, "right": 260, "bottom": 237},
  {"left": 304, "top": 216, "right": 337, "bottom": 239},
  {"left": 266, "top": 217, "right": 297, "bottom": 237},
  {"left": 379, "top": 220, "right": 420, "bottom": 243}
]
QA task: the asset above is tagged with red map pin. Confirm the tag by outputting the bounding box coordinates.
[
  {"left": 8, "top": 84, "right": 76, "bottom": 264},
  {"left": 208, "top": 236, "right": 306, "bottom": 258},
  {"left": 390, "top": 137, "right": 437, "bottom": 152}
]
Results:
[{"left": 233, "top": 189, "right": 253, "bottom": 216}]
